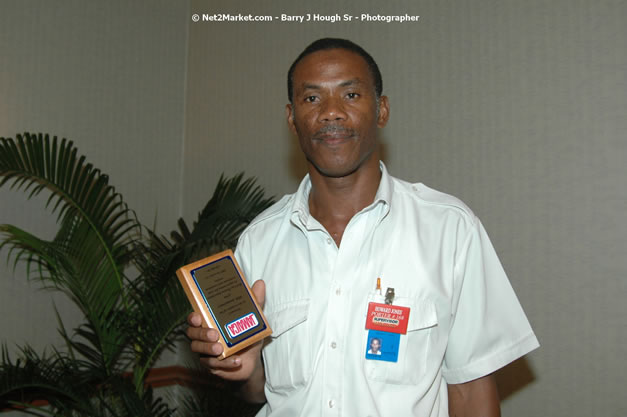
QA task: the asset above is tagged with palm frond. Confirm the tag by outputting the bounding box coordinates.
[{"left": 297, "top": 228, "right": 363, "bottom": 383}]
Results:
[
  {"left": 0, "top": 133, "right": 139, "bottom": 293},
  {"left": 134, "top": 173, "right": 274, "bottom": 307},
  {"left": 0, "top": 345, "right": 97, "bottom": 415},
  {"left": 186, "top": 173, "right": 274, "bottom": 244},
  {"left": 124, "top": 278, "right": 191, "bottom": 392},
  {"left": 161, "top": 173, "right": 274, "bottom": 266},
  {"left": 0, "top": 133, "right": 142, "bottom": 379},
  {"left": 95, "top": 378, "right": 174, "bottom": 417},
  {"left": 0, "top": 217, "right": 130, "bottom": 375}
]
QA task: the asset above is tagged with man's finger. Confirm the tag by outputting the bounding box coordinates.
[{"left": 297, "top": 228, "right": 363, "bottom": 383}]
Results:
[
  {"left": 251, "top": 279, "right": 266, "bottom": 309},
  {"left": 200, "top": 355, "right": 243, "bottom": 371},
  {"left": 186, "top": 327, "right": 219, "bottom": 343},
  {"left": 190, "top": 340, "right": 224, "bottom": 356},
  {"left": 187, "top": 312, "right": 203, "bottom": 327}
]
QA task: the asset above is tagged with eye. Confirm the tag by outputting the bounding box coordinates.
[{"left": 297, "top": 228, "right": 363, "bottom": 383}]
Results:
[
  {"left": 346, "top": 92, "right": 360, "bottom": 99},
  {"left": 304, "top": 96, "right": 319, "bottom": 103}
]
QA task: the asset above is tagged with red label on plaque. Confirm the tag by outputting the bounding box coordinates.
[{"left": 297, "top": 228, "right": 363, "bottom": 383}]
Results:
[
  {"left": 226, "top": 312, "right": 259, "bottom": 338},
  {"left": 365, "top": 302, "right": 410, "bottom": 334}
]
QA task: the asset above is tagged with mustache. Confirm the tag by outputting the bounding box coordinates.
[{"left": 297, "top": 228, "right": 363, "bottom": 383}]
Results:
[{"left": 312, "top": 125, "right": 356, "bottom": 139}]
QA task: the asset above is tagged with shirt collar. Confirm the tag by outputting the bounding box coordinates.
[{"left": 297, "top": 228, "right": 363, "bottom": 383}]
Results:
[{"left": 291, "top": 161, "right": 393, "bottom": 230}]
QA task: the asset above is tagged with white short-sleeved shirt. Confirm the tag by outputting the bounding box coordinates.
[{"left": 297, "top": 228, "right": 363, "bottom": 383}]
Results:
[{"left": 235, "top": 163, "right": 539, "bottom": 417}]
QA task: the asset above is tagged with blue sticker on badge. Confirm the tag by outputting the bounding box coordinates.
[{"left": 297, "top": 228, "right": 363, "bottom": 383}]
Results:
[{"left": 365, "top": 329, "right": 400, "bottom": 362}]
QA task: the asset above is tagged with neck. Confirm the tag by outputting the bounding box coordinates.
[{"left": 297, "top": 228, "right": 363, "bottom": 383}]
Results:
[{"left": 308, "top": 156, "right": 382, "bottom": 245}]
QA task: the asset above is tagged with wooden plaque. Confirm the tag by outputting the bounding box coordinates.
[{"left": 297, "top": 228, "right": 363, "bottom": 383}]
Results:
[{"left": 176, "top": 249, "right": 271, "bottom": 359}]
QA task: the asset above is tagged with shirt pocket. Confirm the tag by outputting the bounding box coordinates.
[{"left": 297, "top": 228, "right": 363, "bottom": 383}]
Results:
[
  {"left": 262, "top": 299, "right": 311, "bottom": 390},
  {"left": 364, "top": 297, "right": 438, "bottom": 385}
]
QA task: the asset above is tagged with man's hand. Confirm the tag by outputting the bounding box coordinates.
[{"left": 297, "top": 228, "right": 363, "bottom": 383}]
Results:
[
  {"left": 448, "top": 374, "right": 501, "bottom": 417},
  {"left": 186, "top": 280, "right": 267, "bottom": 402}
]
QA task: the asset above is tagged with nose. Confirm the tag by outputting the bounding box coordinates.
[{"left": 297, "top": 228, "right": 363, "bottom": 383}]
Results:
[{"left": 318, "top": 96, "right": 347, "bottom": 122}]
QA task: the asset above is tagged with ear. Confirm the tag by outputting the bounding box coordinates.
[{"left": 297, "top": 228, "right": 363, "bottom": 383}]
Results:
[
  {"left": 376, "top": 95, "right": 390, "bottom": 128},
  {"left": 286, "top": 103, "right": 298, "bottom": 135}
]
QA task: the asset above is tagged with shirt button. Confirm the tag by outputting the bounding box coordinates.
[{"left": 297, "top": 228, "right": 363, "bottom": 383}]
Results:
[
  {"left": 326, "top": 237, "right": 332, "bottom": 244},
  {"left": 330, "top": 341, "right": 337, "bottom": 349},
  {"left": 328, "top": 399, "right": 335, "bottom": 408},
  {"left": 335, "top": 288, "right": 341, "bottom": 296}
]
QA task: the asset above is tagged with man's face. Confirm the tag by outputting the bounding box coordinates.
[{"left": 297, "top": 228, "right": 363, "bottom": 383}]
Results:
[
  {"left": 286, "top": 48, "right": 389, "bottom": 178},
  {"left": 370, "top": 338, "right": 381, "bottom": 352}
]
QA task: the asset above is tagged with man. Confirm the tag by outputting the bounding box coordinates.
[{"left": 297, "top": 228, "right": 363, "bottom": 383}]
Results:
[
  {"left": 367, "top": 337, "right": 382, "bottom": 355},
  {"left": 187, "top": 38, "right": 539, "bottom": 416}
]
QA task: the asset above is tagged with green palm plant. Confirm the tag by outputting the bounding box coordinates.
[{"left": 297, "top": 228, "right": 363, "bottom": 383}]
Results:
[{"left": 0, "top": 133, "right": 274, "bottom": 416}]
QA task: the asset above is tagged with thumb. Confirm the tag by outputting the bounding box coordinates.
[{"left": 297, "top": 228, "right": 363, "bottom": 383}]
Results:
[{"left": 251, "top": 279, "right": 266, "bottom": 310}]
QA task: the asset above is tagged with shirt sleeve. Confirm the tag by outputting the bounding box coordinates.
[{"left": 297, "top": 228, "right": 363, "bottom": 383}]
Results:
[
  {"left": 442, "top": 217, "right": 539, "bottom": 384},
  {"left": 234, "top": 231, "right": 254, "bottom": 286}
]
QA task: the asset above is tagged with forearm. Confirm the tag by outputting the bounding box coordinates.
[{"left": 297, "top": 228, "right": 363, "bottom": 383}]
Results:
[{"left": 448, "top": 374, "right": 501, "bottom": 417}]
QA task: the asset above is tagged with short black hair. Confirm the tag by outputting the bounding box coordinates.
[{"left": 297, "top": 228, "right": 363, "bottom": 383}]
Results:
[{"left": 287, "top": 38, "right": 383, "bottom": 103}]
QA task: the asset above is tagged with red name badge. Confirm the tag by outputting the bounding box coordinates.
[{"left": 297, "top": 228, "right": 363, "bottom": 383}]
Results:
[{"left": 365, "top": 302, "right": 411, "bottom": 334}]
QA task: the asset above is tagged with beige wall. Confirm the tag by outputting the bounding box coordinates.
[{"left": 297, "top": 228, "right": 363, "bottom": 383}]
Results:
[
  {"left": 1, "top": 1, "right": 626, "bottom": 416},
  {"left": 185, "top": 1, "right": 626, "bottom": 416},
  {"left": 0, "top": 0, "right": 189, "bottom": 371}
]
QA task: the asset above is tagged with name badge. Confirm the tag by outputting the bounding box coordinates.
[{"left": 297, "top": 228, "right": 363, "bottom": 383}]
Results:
[{"left": 365, "top": 302, "right": 411, "bottom": 334}]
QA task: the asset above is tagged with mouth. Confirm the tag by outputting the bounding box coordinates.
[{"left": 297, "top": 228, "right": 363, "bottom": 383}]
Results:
[{"left": 313, "top": 126, "right": 356, "bottom": 143}]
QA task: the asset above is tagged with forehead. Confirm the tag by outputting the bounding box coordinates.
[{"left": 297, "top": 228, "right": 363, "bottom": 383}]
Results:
[{"left": 292, "top": 48, "right": 374, "bottom": 89}]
